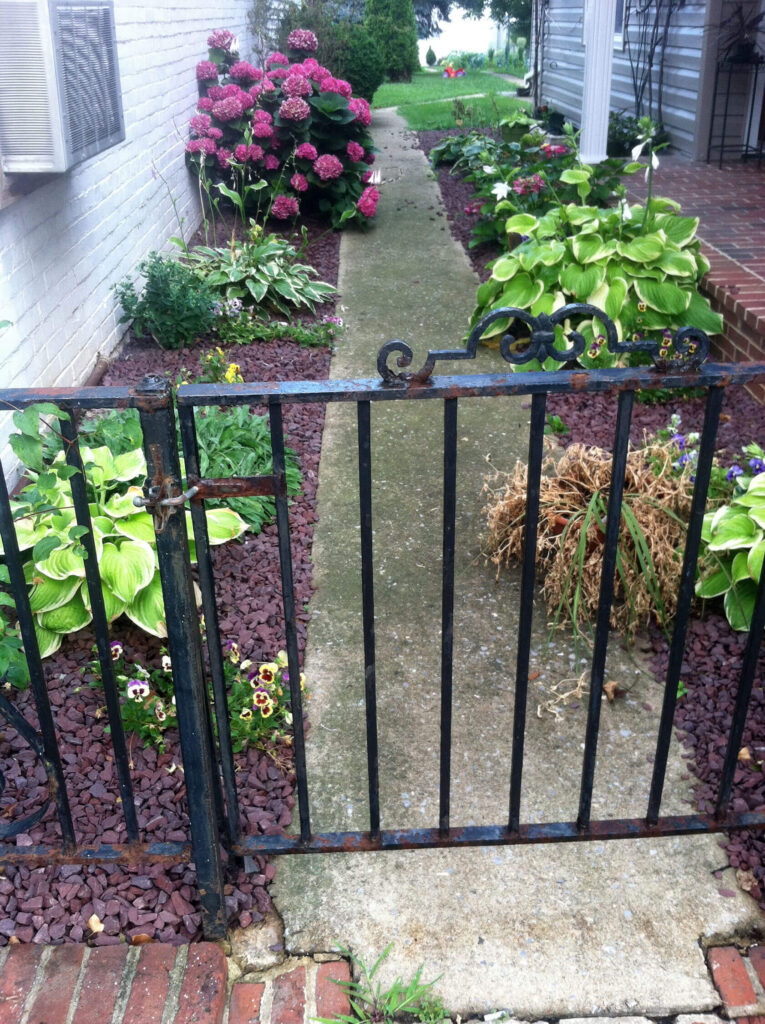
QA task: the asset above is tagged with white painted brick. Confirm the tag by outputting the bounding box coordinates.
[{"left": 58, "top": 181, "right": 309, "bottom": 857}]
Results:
[{"left": 0, "top": 0, "right": 256, "bottom": 398}]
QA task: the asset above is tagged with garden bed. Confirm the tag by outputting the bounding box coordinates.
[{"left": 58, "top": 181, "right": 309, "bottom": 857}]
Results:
[
  {"left": 0, "top": 215, "right": 340, "bottom": 946},
  {"left": 418, "top": 128, "right": 765, "bottom": 912}
]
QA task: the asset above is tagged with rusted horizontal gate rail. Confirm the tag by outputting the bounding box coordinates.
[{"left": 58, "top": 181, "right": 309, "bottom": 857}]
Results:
[{"left": 0, "top": 304, "right": 763, "bottom": 941}]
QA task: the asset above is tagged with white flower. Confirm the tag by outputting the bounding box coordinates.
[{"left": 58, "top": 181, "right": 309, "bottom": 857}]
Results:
[
  {"left": 127, "top": 679, "right": 150, "bottom": 701},
  {"left": 491, "top": 181, "right": 511, "bottom": 199},
  {"left": 161, "top": 655, "right": 172, "bottom": 672},
  {"left": 482, "top": 164, "right": 497, "bottom": 176}
]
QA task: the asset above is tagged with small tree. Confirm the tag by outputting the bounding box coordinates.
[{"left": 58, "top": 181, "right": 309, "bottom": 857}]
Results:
[
  {"left": 426, "top": 45, "right": 436, "bottom": 65},
  {"left": 366, "top": 0, "right": 420, "bottom": 81}
]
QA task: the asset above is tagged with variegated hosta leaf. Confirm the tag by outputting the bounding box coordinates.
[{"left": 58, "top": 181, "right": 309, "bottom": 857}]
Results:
[
  {"left": 37, "top": 591, "right": 92, "bottom": 633},
  {"left": 125, "top": 576, "right": 167, "bottom": 638},
  {"left": 34, "top": 623, "right": 62, "bottom": 658},
  {"left": 103, "top": 486, "right": 145, "bottom": 519},
  {"left": 81, "top": 581, "right": 127, "bottom": 623},
  {"left": 36, "top": 544, "right": 86, "bottom": 581},
  {"left": 197, "top": 508, "right": 249, "bottom": 545},
  {"left": 113, "top": 512, "right": 156, "bottom": 545},
  {"left": 28, "top": 573, "right": 82, "bottom": 614},
  {"left": 99, "top": 540, "right": 156, "bottom": 604}
]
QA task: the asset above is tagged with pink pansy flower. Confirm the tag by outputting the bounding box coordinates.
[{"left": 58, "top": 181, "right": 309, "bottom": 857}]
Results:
[
  {"left": 313, "top": 153, "right": 343, "bottom": 180},
  {"left": 271, "top": 194, "right": 299, "bottom": 219}
]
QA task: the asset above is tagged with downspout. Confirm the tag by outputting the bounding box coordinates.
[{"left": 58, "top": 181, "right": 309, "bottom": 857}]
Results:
[{"left": 580, "top": 0, "right": 619, "bottom": 162}]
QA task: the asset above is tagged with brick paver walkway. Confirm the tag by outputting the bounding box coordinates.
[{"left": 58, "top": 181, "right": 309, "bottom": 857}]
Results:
[{"left": 0, "top": 943, "right": 350, "bottom": 1024}]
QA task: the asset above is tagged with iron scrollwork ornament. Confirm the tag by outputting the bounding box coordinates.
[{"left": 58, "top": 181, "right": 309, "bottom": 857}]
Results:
[
  {"left": 0, "top": 687, "right": 55, "bottom": 839},
  {"left": 376, "top": 303, "right": 710, "bottom": 385}
]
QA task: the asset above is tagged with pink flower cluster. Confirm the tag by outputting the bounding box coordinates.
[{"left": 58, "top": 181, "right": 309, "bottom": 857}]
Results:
[
  {"left": 346, "top": 141, "right": 364, "bottom": 162},
  {"left": 295, "top": 142, "right": 317, "bottom": 160},
  {"left": 357, "top": 186, "right": 379, "bottom": 218},
  {"left": 196, "top": 61, "right": 219, "bottom": 82},
  {"left": 186, "top": 137, "right": 217, "bottom": 156},
  {"left": 272, "top": 194, "right": 299, "bottom": 219},
  {"left": 287, "top": 28, "right": 318, "bottom": 53},
  {"left": 268, "top": 66, "right": 290, "bottom": 82},
  {"left": 279, "top": 96, "right": 311, "bottom": 122},
  {"left": 212, "top": 96, "right": 246, "bottom": 122},
  {"left": 234, "top": 143, "right": 264, "bottom": 162},
  {"left": 290, "top": 172, "right": 308, "bottom": 192},
  {"left": 349, "top": 97, "right": 371, "bottom": 127},
  {"left": 303, "top": 58, "right": 330, "bottom": 84},
  {"left": 207, "top": 29, "right": 235, "bottom": 50},
  {"left": 313, "top": 153, "right": 343, "bottom": 180},
  {"left": 283, "top": 74, "right": 312, "bottom": 98},
  {"left": 320, "top": 76, "right": 352, "bottom": 99},
  {"left": 512, "top": 173, "right": 545, "bottom": 195},
  {"left": 266, "top": 51, "right": 288, "bottom": 69},
  {"left": 540, "top": 143, "right": 568, "bottom": 157},
  {"left": 229, "top": 61, "right": 261, "bottom": 82}
]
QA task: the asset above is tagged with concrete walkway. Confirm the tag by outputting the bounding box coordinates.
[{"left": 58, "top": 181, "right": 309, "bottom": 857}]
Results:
[{"left": 271, "top": 109, "right": 764, "bottom": 1017}]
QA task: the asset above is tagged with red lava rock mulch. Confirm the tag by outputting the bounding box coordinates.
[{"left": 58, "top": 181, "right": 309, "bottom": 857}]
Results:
[
  {"left": 0, "top": 216, "right": 340, "bottom": 946},
  {"left": 418, "top": 128, "right": 765, "bottom": 916}
]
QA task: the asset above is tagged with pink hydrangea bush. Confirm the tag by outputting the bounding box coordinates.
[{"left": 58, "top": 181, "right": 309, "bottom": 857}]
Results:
[{"left": 185, "top": 28, "right": 378, "bottom": 228}]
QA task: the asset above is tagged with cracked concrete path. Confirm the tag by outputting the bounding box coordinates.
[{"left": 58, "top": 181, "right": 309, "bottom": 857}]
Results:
[{"left": 270, "top": 108, "right": 764, "bottom": 1018}]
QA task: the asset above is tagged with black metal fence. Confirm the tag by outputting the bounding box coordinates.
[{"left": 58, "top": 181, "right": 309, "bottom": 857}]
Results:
[{"left": 1, "top": 304, "right": 764, "bottom": 940}]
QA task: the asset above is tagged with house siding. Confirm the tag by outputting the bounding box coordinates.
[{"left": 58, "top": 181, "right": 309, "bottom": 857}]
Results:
[
  {"left": 0, "top": 0, "right": 258, "bottom": 448},
  {"left": 539, "top": 0, "right": 710, "bottom": 157}
]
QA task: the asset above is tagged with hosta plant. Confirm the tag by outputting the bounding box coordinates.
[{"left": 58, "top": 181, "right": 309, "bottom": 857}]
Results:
[
  {"left": 5, "top": 406, "right": 248, "bottom": 657},
  {"left": 696, "top": 470, "right": 765, "bottom": 632},
  {"left": 467, "top": 179, "right": 722, "bottom": 368}
]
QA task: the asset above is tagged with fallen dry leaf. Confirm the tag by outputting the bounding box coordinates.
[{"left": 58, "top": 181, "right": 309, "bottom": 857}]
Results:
[
  {"left": 130, "top": 933, "right": 154, "bottom": 945},
  {"left": 87, "top": 914, "right": 104, "bottom": 934},
  {"left": 529, "top": 671, "right": 541, "bottom": 682},
  {"left": 603, "top": 680, "right": 620, "bottom": 702},
  {"left": 739, "top": 747, "right": 752, "bottom": 762},
  {"left": 737, "top": 868, "right": 758, "bottom": 892}
]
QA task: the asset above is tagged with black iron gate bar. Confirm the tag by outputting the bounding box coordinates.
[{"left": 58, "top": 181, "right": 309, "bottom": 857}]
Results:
[{"left": 173, "top": 305, "right": 765, "bottom": 865}]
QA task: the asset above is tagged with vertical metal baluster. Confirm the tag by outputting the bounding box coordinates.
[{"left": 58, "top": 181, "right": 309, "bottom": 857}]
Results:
[
  {"left": 357, "top": 401, "right": 380, "bottom": 836},
  {"left": 58, "top": 414, "right": 139, "bottom": 843},
  {"left": 577, "top": 390, "right": 635, "bottom": 829},
  {"left": 269, "top": 398, "right": 310, "bottom": 842},
  {"left": 716, "top": 564, "right": 765, "bottom": 816},
  {"left": 136, "top": 375, "right": 227, "bottom": 939},
  {"left": 509, "top": 392, "right": 547, "bottom": 833},
  {"left": 648, "top": 385, "right": 724, "bottom": 824},
  {"left": 439, "top": 398, "right": 458, "bottom": 834},
  {"left": 177, "top": 404, "right": 241, "bottom": 851},
  {"left": 0, "top": 457, "right": 75, "bottom": 850}
]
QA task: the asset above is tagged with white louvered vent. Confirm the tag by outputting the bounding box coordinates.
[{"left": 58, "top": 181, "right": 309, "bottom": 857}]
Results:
[{"left": 0, "top": 0, "right": 124, "bottom": 173}]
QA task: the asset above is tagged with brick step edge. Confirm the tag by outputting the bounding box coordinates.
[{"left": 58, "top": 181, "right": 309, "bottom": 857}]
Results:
[
  {"left": 0, "top": 942, "right": 351, "bottom": 1024},
  {"left": 709, "top": 945, "right": 765, "bottom": 1019}
]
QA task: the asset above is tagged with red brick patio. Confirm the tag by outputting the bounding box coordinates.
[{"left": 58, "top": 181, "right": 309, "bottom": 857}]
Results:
[{"left": 627, "top": 157, "right": 765, "bottom": 400}]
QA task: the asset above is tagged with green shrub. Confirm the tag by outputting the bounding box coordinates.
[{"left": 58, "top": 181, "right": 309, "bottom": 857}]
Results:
[
  {"left": 366, "top": 0, "right": 419, "bottom": 81},
  {"left": 338, "top": 22, "right": 386, "bottom": 101},
  {"left": 426, "top": 46, "right": 436, "bottom": 65},
  {"left": 114, "top": 253, "right": 216, "bottom": 350}
]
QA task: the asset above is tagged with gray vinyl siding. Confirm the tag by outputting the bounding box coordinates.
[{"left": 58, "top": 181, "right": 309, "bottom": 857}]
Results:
[{"left": 539, "top": 0, "right": 709, "bottom": 158}]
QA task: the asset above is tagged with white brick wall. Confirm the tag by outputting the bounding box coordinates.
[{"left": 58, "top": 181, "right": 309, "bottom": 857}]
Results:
[{"left": 0, "top": 0, "right": 258, "bottom": 414}]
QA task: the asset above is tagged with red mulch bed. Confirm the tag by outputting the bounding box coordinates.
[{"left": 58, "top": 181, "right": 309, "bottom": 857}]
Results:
[
  {"left": 418, "top": 128, "right": 765, "bottom": 912},
  {"left": 0, "top": 216, "right": 340, "bottom": 946}
]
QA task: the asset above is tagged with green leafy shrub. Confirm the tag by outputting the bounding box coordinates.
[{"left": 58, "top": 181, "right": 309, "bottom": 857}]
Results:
[
  {"left": 426, "top": 46, "right": 436, "bottom": 66},
  {"left": 338, "top": 22, "right": 387, "bottom": 102},
  {"left": 468, "top": 188, "right": 722, "bottom": 367},
  {"left": 114, "top": 253, "right": 216, "bottom": 350},
  {"left": 0, "top": 566, "right": 29, "bottom": 690},
  {"left": 365, "top": 0, "right": 419, "bottom": 82}
]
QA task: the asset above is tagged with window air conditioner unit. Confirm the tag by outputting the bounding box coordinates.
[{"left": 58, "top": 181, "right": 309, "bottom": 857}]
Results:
[{"left": 0, "top": 0, "right": 124, "bottom": 173}]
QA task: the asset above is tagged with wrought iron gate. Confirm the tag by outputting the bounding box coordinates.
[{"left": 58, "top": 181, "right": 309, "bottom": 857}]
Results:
[{"left": 1, "top": 303, "right": 764, "bottom": 941}]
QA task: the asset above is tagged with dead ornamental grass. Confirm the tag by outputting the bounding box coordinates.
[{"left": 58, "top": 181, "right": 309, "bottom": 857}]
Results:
[{"left": 482, "top": 440, "right": 693, "bottom": 638}]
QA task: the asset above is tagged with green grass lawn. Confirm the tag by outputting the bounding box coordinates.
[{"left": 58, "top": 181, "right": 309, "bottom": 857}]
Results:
[
  {"left": 372, "top": 69, "right": 517, "bottom": 109},
  {"left": 396, "top": 94, "right": 530, "bottom": 131}
]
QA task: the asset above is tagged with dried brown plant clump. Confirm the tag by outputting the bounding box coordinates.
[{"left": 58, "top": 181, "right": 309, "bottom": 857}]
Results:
[{"left": 482, "top": 440, "right": 693, "bottom": 638}]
